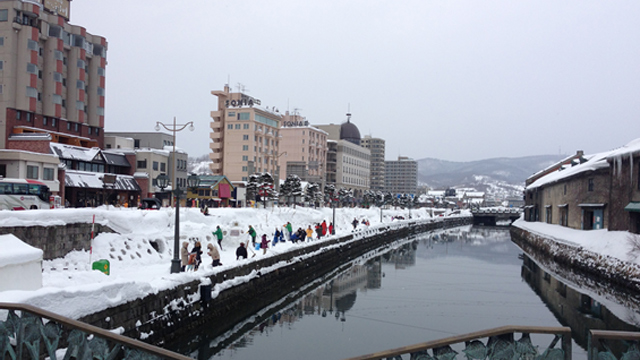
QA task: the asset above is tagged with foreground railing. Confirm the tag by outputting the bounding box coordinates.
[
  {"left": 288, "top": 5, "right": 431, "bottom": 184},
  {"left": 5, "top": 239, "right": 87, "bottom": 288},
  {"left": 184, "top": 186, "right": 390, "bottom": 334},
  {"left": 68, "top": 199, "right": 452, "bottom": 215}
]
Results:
[
  {"left": 0, "top": 302, "right": 190, "bottom": 360},
  {"left": 343, "top": 325, "right": 572, "bottom": 360},
  {"left": 589, "top": 330, "right": 640, "bottom": 360}
]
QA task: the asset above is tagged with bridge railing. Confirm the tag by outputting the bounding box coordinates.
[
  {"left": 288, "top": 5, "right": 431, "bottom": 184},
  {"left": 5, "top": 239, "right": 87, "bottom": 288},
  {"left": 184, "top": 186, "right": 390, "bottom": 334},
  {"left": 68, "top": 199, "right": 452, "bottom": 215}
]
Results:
[
  {"left": 0, "top": 302, "right": 190, "bottom": 360},
  {"left": 342, "top": 325, "right": 571, "bottom": 360},
  {"left": 589, "top": 329, "right": 640, "bottom": 360}
]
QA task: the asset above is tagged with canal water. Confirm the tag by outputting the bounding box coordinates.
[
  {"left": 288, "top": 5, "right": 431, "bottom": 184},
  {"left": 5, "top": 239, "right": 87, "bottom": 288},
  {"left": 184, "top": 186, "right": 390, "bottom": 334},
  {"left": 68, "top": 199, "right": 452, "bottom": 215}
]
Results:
[{"left": 172, "top": 225, "right": 640, "bottom": 360}]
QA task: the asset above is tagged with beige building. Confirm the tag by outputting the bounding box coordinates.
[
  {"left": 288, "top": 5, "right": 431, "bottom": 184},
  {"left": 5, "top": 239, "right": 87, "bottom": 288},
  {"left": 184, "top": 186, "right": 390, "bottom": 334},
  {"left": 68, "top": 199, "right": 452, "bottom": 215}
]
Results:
[
  {"left": 0, "top": 0, "right": 107, "bottom": 150},
  {"left": 360, "top": 136, "right": 385, "bottom": 192},
  {"left": 316, "top": 117, "right": 370, "bottom": 197},
  {"left": 210, "top": 85, "right": 283, "bottom": 182},
  {"left": 385, "top": 156, "right": 417, "bottom": 195},
  {"left": 278, "top": 111, "right": 327, "bottom": 186}
]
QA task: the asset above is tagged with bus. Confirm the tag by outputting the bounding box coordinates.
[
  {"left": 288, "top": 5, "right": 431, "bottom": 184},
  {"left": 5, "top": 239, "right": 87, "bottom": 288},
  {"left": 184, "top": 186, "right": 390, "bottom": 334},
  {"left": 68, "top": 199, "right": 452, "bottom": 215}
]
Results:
[{"left": 0, "top": 178, "right": 52, "bottom": 210}]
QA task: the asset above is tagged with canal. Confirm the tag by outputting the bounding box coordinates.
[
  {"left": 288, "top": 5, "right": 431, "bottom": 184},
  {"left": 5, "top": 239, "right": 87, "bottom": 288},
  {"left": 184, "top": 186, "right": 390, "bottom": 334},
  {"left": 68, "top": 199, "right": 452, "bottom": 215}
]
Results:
[{"left": 169, "top": 225, "right": 640, "bottom": 360}]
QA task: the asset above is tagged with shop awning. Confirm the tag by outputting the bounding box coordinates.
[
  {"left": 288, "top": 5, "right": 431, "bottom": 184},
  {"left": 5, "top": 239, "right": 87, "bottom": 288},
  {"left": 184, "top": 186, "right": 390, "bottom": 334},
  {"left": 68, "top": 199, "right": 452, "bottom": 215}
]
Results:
[
  {"left": 65, "top": 171, "right": 141, "bottom": 192},
  {"left": 578, "top": 203, "right": 605, "bottom": 208},
  {"left": 624, "top": 202, "right": 640, "bottom": 212}
]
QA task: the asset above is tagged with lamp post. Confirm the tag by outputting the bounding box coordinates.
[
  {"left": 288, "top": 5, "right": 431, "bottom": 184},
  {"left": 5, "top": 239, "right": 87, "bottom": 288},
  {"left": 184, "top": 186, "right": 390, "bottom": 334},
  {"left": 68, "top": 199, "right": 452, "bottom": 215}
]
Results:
[
  {"left": 187, "top": 173, "right": 200, "bottom": 208},
  {"left": 168, "top": 174, "right": 200, "bottom": 274},
  {"left": 155, "top": 117, "right": 194, "bottom": 207},
  {"left": 155, "top": 173, "right": 169, "bottom": 205}
]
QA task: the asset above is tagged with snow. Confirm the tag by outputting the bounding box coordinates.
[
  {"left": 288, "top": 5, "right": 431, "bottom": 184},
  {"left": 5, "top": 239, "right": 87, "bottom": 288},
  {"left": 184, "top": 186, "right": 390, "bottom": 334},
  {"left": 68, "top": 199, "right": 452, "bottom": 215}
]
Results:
[
  {"left": 0, "top": 234, "right": 43, "bottom": 291},
  {"left": 0, "top": 205, "right": 448, "bottom": 320}
]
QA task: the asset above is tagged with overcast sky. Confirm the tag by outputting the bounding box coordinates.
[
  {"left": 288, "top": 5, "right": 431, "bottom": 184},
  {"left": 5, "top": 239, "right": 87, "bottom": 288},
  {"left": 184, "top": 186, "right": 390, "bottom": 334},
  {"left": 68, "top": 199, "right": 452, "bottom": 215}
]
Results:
[{"left": 72, "top": 1, "right": 640, "bottom": 162}]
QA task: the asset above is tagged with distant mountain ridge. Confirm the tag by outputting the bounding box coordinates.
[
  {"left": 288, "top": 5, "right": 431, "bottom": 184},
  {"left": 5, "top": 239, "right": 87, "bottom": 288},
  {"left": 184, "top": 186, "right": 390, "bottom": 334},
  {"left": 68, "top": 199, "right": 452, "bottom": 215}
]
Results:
[{"left": 417, "top": 155, "right": 566, "bottom": 197}]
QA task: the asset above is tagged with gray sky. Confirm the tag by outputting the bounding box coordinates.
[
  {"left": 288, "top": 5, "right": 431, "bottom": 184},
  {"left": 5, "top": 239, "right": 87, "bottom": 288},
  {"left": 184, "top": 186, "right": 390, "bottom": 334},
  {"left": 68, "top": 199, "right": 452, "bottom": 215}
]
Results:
[{"left": 72, "top": 0, "right": 640, "bottom": 162}]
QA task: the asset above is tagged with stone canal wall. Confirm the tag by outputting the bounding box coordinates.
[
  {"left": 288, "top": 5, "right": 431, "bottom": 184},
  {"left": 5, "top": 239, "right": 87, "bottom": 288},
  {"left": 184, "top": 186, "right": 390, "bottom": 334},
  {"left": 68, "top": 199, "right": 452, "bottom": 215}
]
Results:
[
  {"left": 510, "top": 225, "right": 640, "bottom": 293},
  {"left": 0, "top": 223, "right": 114, "bottom": 260},
  {"left": 77, "top": 217, "right": 471, "bottom": 348}
]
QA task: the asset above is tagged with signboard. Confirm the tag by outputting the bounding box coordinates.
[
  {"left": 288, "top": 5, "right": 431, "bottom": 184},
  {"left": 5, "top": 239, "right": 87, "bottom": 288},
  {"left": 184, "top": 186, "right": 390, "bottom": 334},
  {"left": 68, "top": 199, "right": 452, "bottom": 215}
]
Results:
[
  {"left": 282, "top": 120, "right": 309, "bottom": 127},
  {"left": 43, "top": 0, "right": 70, "bottom": 20},
  {"left": 225, "top": 94, "right": 261, "bottom": 108}
]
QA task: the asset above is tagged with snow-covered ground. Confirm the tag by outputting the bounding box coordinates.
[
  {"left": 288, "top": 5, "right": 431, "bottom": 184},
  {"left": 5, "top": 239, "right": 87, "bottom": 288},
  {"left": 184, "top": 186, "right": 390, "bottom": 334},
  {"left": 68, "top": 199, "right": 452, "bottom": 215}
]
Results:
[{"left": 0, "top": 205, "right": 445, "bottom": 319}]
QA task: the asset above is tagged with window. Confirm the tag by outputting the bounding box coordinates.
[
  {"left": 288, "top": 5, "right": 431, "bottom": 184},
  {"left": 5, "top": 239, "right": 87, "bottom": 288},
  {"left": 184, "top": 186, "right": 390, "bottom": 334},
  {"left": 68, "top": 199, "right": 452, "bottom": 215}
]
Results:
[
  {"left": 26, "top": 87, "right": 37, "bottom": 98},
  {"left": 97, "top": 67, "right": 105, "bottom": 76},
  {"left": 25, "top": 113, "right": 32, "bottom": 122},
  {"left": 43, "top": 117, "right": 47, "bottom": 126},
  {"left": 228, "top": 112, "right": 236, "bottom": 117},
  {"left": 43, "top": 167, "right": 54, "bottom": 181},
  {"left": 243, "top": 123, "right": 249, "bottom": 129},
  {"left": 153, "top": 161, "right": 158, "bottom": 171},
  {"left": 242, "top": 155, "right": 248, "bottom": 161},
  {"left": 74, "top": 123, "right": 79, "bottom": 132},
  {"left": 77, "top": 59, "right": 85, "bottom": 68},
  {"left": 242, "top": 145, "right": 248, "bottom": 151},
  {"left": 26, "top": 63, "right": 37, "bottom": 74},
  {"left": 0, "top": 9, "right": 7, "bottom": 22},
  {"left": 243, "top": 135, "right": 249, "bottom": 140},
  {"left": 51, "top": 118, "right": 56, "bottom": 127},
  {"left": 54, "top": 50, "right": 63, "bottom": 61},
  {"left": 27, "top": 39, "right": 38, "bottom": 51},
  {"left": 227, "top": 124, "right": 233, "bottom": 130},
  {"left": 564, "top": 184, "right": 567, "bottom": 195},
  {"left": 588, "top": 178, "right": 594, "bottom": 192},
  {"left": 0, "top": 61, "right": 3, "bottom": 70},
  {"left": 137, "top": 160, "right": 147, "bottom": 169},
  {"left": 242, "top": 166, "right": 248, "bottom": 172},
  {"left": 26, "top": 165, "right": 38, "bottom": 179},
  {"left": 97, "top": 107, "right": 105, "bottom": 116},
  {"left": 161, "top": 163, "right": 166, "bottom": 172},
  {"left": 77, "top": 80, "right": 85, "bottom": 90},
  {"left": 238, "top": 112, "right": 250, "bottom": 120},
  {"left": 76, "top": 101, "right": 84, "bottom": 110},
  {"left": 235, "top": 124, "right": 241, "bottom": 129},
  {"left": 97, "top": 87, "right": 105, "bottom": 96}
]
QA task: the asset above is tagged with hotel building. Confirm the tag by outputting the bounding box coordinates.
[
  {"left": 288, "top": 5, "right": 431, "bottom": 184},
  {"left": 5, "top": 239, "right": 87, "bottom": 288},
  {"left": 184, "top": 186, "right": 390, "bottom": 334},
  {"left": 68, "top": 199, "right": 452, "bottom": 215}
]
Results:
[
  {"left": 278, "top": 111, "right": 328, "bottom": 186},
  {"left": 210, "top": 85, "right": 283, "bottom": 182},
  {"left": 316, "top": 116, "right": 370, "bottom": 198},
  {"left": 0, "top": 0, "right": 107, "bottom": 150},
  {"left": 385, "top": 156, "right": 417, "bottom": 195},
  {"left": 360, "top": 135, "right": 385, "bottom": 192}
]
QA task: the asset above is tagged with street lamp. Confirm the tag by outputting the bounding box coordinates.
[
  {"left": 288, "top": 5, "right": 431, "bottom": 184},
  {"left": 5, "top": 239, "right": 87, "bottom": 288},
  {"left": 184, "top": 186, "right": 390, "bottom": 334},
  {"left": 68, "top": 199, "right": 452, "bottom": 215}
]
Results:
[
  {"left": 168, "top": 174, "right": 201, "bottom": 273},
  {"left": 155, "top": 173, "right": 169, "bottom": 205},
  {"left": 155, "top": 117, "right": 195, "bottom": 207},
  {"left": 187, "top": 174, "right": 200, "bottom": 208}
]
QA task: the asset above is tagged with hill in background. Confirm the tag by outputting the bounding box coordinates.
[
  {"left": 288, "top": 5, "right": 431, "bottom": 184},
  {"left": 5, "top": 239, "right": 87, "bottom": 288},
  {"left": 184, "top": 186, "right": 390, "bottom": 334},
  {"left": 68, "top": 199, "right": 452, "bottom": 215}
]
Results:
[{"left": 417, "top": 155, "right": 566, "bottom": 198}]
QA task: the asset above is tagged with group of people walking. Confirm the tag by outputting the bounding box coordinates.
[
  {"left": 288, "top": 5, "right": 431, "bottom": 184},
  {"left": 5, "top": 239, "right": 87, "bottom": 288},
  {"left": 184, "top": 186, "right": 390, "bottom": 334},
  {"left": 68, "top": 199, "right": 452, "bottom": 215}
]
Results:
[{"left": 180, "top": 219, "right": 341, "bottom": 271}]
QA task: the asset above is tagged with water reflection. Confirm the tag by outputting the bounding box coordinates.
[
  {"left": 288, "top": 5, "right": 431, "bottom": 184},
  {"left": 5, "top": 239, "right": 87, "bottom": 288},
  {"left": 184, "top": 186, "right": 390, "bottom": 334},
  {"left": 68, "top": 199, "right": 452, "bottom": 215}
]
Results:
[{"left": 521, "top": 253, "right": 640, "bottom": 351}]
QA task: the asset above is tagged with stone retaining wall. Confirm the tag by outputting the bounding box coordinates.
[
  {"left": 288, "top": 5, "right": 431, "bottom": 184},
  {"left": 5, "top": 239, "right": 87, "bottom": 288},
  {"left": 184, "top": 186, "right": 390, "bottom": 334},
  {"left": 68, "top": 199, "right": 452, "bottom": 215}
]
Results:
[
  {"left": 77, "top": 217, "right": 471, "bottom": 349},
  {"left": 0, "top": 223, "right": 113, "bottom": 260},
  {"left": 510, "top": 225, "right": 640, "bottom": 293}
]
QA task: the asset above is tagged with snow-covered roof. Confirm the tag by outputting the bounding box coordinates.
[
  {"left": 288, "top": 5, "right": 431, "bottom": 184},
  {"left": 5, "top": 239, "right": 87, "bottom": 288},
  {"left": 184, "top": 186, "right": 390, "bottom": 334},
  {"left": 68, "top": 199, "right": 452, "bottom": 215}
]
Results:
[
  {"left": 50, "top": 143, "right": 101, "bottom": 162},
  {"left": 607, "top": 138, "right": 640, "bottom": 161},
  {"left": 527, "top": 151, "right": 610, "bottom": 190},
  {"left": 0, "top": 234, "right": 43, "bottom": 267},
  {"left": 65, "top": 171, "right": 141, "bottom": 191}
]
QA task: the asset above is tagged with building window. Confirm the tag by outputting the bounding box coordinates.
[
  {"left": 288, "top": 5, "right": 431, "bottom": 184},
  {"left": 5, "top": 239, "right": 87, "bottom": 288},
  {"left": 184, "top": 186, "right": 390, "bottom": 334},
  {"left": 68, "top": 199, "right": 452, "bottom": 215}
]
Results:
[
  {"left": 27, "top": 39, "right": 38, "bottom": 51},
  {"left": 26, "top": 165, "right": 38, "bottom": 179},
  {"left": 238, "top": 112, "right": 250, "bottom": 120},
  {"left": 564, "top": 184, "right": 567, "bottom": 195},
  {"left": 0, "top": 9, "right": 7, "bottom": 22},
  {"left": 76, "top": 80, "right": 85, "bottom": 90},
  {"left": 77, "top": 59, "right": 85, "bottom": 68},
  {"left": 242, "top": 166, "right": 248, "bottom": 172},
  {"left": 97, "top": 107, "right": 105, "bottom": 116},
  {"left": 76, "top": 101, "right": 84, "bottom": 110},
  {"left": 243, "top": 135, "right": 249, "bottom": 140},
  {"left": 51, "top": 118, "right": 56, "bottom": 127},
  {"left": 137, "top": 160, "right": 147, "bottom": 169},
  {"left": 242, "top": 145, "right": 248, "bottom": 151},
  {"left": 43, "top": 117, "right": 47, "bottom": 126},
  {"left": 161, "top": 163, "right": 166, "bottom": 172},
  {"left": 588, "top": 178, "right": 594, "bottom": 192},
  {"left": 43, "top": 167, "right": 54, "bottom": 181},
  {"left": 227, "top": 124, "right": 233, "bottom": 130},
  {"left": 153, "top": 161, "right": 158, "bottom": 171},
  {"left": 26, "top": 63, "right": 37, "bottom": 74},
  {"left": 242, "top": 155, "right": 248, "bottom": 161},
  {"left": 243, "top": 124, "right": 249, "bottom": 129},
  {"left": 235, "top": 124, "right": 241, "bottom": 129},
  {"left": 26, "top": 87, "right": 37, "bottom": 98}
]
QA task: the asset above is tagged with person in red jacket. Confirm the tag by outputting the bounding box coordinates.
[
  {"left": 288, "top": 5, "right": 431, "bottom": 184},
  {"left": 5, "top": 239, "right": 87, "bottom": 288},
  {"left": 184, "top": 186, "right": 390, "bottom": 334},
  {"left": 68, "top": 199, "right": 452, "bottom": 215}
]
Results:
[
  {"left": 329, "top": 222, "right": 334, "bottom": 235},
  {"left": 321, "top": 220, "right": 327, "bottom": 236}
]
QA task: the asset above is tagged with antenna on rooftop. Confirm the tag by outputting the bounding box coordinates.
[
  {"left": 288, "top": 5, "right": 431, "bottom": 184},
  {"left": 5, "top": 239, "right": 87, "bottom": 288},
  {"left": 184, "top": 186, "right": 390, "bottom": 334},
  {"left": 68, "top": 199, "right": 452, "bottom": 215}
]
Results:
[
  {"left": 293, "top": 107, "right": 302, "bottom": 116},
  {"left": 346, "top": 103, "right": 351, "bottom": 122},
  {"left": 236, "top": 83, "right": 249, "bottom": 93}
]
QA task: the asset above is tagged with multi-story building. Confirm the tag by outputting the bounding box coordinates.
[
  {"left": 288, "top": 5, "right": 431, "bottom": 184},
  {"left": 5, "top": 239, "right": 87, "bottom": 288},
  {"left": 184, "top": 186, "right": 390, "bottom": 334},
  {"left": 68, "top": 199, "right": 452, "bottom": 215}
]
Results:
[
  {"left": 385, "top": 156, "right": 417, "bottom": 195},
  {"left": 279, "top": 111, "right": 327, "bottom": 187},
  {"left": 104, "top": 132, "right": 189, "bottom": 200},
  {"left": 210, "top": 85, "right": 282, "bottom": 182},
  {"left": 316, "top": 115, "right": 370, "bottom": 198},
  {"left": 360, "top": 136, "right": 385, "bottom": 192},
  {"left": 0, "top": 0, "right": 107, "bottom": 150}
]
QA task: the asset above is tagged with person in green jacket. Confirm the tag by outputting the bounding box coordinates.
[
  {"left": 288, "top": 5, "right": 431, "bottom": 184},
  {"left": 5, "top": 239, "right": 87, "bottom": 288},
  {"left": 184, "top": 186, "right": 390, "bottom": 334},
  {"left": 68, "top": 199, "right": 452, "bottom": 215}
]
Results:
[
  {"left": 213, "top": 225, "right": 224, "bottom": 250},
  {"left": 248, "top": 225, "right": 257, "bottom": 247},
  {"left": 285, "top": 222, "right": 293, "bottom": 241}
]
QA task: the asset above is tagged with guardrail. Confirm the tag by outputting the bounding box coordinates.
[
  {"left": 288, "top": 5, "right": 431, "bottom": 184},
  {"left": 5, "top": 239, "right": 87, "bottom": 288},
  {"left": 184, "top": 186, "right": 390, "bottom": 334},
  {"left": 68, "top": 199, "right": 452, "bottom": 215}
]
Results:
[
  {"left": 343, "top": 325, "right": 572, "bottom": 360},
  {"left": 589, "top": 330, "right": 640, "bottom": 360},
  {"left": 0, "top": 302, "right": 190, "bottom": 360}
]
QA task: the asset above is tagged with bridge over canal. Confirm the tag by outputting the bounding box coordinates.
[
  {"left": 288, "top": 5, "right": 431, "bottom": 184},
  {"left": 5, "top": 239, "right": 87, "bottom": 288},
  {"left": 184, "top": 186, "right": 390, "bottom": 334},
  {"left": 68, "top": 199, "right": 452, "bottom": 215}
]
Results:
[{"left": 471, "top": 207, "right": 522, "bottom": 225}]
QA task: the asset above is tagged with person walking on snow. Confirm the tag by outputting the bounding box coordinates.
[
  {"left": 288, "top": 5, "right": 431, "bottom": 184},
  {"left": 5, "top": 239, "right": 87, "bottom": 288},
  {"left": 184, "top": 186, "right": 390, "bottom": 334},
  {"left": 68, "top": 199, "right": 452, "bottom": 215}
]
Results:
[
  {"left": 261, "top": 234, "right": 269, "bottom": 255},
  {"left": 329, "top": 222, "right": 334, "bottom": 235},
  {"left": 191, "top": 241, "right": 203, "bottom": 271},
  {"left": 285, "top": 222, "right": 293, "bottom": 241},
  {"left": 180, "top": 241, "right": 189, "bottom": 272},
  {"left": 352, "top": 218, "right": 359, "bottom": 231},
  {"left": 248, "top": 225, "right": 257, "bottom": 247},
  {"left": 321, "top": 220, "right": 327, "bottom": 236},
  {"left": 306, "top": 225, "right": 314, "bottom": 241},
  {"left": 213, "top": 225, "right": 224, "bottom": 250},
  {"left": 273, "top": 227, "right": 282, "bottom": 246},
  {"left": 207, "top": 243, "right": 221, "bottom": 267}
]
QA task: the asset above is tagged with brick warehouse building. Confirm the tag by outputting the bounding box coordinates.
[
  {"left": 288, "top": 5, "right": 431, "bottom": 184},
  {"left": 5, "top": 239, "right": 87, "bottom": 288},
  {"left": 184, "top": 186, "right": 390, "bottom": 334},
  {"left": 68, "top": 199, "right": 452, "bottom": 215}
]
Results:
[{"left": 0, "top": 0, "right": 106, "bottom": 149}]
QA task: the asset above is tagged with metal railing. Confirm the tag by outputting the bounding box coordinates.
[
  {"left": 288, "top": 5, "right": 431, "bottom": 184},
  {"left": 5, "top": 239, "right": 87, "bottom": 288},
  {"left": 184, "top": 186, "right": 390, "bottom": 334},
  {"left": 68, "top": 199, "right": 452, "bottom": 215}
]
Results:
[
  {"left": 589, "top": 330, "right": 640, "bottom": 360},
  {"left": 343, "top": 325, "right": 572, "bottom": 360},
  {"left": 0, "top": 302, "right": 191, "bottom": 360}
]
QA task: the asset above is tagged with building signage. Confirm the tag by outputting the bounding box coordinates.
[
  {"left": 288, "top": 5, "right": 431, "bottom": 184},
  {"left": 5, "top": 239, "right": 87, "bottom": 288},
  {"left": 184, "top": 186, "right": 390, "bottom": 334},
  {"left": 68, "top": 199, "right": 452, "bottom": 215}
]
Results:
[
  {"left": 225, "top": 95, "right": 261, "bottom": 108},
  {"left": 43, "top": 0, "right": 70, "bottom": 20},
  {"left": 282, "top": 120, "right": 309, "bottom": 127}
]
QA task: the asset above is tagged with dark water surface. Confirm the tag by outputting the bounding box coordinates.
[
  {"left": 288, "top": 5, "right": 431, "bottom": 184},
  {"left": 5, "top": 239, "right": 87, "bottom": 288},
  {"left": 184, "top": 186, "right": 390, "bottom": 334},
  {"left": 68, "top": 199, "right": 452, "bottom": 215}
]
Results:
[{"left": 175, "top": 226, "right": 640, "bottom": 360}]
